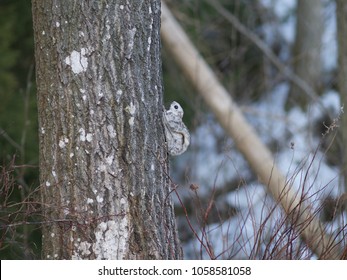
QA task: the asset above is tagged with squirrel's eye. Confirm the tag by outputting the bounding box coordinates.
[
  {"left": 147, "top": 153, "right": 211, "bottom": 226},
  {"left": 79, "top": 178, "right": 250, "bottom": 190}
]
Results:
[{"left": 174, "top": 105, "right": 178, "bottom": 110}]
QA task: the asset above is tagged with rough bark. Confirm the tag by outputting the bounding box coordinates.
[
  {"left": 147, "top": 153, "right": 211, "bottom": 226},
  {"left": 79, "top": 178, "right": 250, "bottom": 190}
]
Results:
[
  {"left": 32, "top": 0, "right": 181, "bottom": 259},
  {"left": 336, "top": 0, "right": 347, "bottom": 194},
  {"left": 288, "top": 0, "right": 323, "bottom": 108}
]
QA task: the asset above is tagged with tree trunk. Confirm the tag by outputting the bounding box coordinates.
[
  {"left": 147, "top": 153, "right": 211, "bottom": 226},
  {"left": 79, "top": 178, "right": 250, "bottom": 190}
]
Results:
[
  {"left": 337, "top": 0, "right": 347, "bottom": 194},
  {"left": 32, "top": 0, "right": 181, "bottom": 260},
  {"left": 288, "top": 0, "right": 323, "bottom": 108}
]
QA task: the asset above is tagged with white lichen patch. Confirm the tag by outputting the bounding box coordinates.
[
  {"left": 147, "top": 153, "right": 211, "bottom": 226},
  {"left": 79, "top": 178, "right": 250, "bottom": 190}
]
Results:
[
  {"left": 63, "top": 208, "right": 70, "bottom": 216},
  {"left": 125, "top": 102, "right": 136, "bottom": 115},
  {"left": 78, "top": 241, "right": 91, "bottom": 255},
  {"left": 93, "top": 219, "right": 128, "bottom": 259},
  {"left": 116, "top": 89, "right": 123, "bottom": 103},
  {"left": 56, "top": 22, "right": 60, "bottom": 28},
  {"left": 104, "top": 23, "right": 111, "bottom": 40},
  {"left": 79, "top": 128, "right": 86, "bottom": 141},
  {"left": 45, "top": 181, "right": 51, "bottom": 187},
  {"left": 107, "top": 125, "right": 116, "bottom": 138},
  {"left": 58, "top": 137, "right": 69, "bottom": 148},
  {"left": 86, "top": 198, "right": 94, "bottom": 204},
  {"left": 125, "top": 102, "right": 136, "bottom": 126},
  {"left": 65, "top": 48, "right": 89, "bottom": 74},
  {"left": 86, "top": 133, "right": 93, "bottom": 142},
  {"left": 106, "top": 154, "right": 114, "bottom": 165},
  {"left": 58, "top": 139, "right": 65, "bottom": 148},
  {"left": 72, "top": 241, "right": 92, "bottom": 259},
  {"left": 147, "top": 37, "right": 151, "bottom": 51},
  {"left": 78, "top": 127, "right": 93, "bottom": 142},
  {"left": 98, "top": 164, "right": 107, "bottom": 172},
  {"left": 96, "top": 195, "right": 103, "bottom": 203},
  {"left": 126, "top": 28, "right": 137, "bottom": 57}
]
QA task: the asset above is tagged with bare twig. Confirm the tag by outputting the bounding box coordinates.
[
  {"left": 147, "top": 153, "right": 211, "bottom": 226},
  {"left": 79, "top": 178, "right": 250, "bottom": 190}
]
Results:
[
  {"left": 0, "top": 128, "right": 21, "bottom": 150},
  {"left": 203, "top": 0, "right": 329, "bottom": 116}
]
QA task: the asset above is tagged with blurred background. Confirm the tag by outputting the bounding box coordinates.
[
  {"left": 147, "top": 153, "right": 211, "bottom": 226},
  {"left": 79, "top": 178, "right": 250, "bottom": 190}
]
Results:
[
  {"left": 1, "top": 0, "right": 346, "bottom": 259},
  {"left": 0, "top": 0, "right": 40, "bottom": 259}
]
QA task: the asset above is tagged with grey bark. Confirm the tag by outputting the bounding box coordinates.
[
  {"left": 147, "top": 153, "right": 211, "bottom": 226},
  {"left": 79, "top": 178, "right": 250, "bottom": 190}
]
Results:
[
  {"left": 336, "top": 0, "right": 347, "bottom": 194},
  {"left": 32, "top": 0, "right": 181, "bottom": 259},
  {"left": 288, "top": 0, "right": 323, "bottom": 108}
]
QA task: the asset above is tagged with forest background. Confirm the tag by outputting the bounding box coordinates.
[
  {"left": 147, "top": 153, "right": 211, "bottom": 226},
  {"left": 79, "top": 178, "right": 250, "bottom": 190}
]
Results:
[{"left": 0, "top": 0, "right": 346, "bottom": 259}]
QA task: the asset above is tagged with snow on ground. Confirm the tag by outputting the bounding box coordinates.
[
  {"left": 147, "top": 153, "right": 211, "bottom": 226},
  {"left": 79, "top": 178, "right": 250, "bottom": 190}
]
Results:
[{"left": 178, "top": 87, "right": 343, "bottom": 259}]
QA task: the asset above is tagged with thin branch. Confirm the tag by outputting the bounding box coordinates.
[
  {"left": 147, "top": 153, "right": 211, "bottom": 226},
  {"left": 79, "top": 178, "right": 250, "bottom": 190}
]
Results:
[
  {"left": 0, "top": 128, "right": 21, "bottom": 151},
  {"left": 204, "top": 0, "right": 329, "bottom": 116}
]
